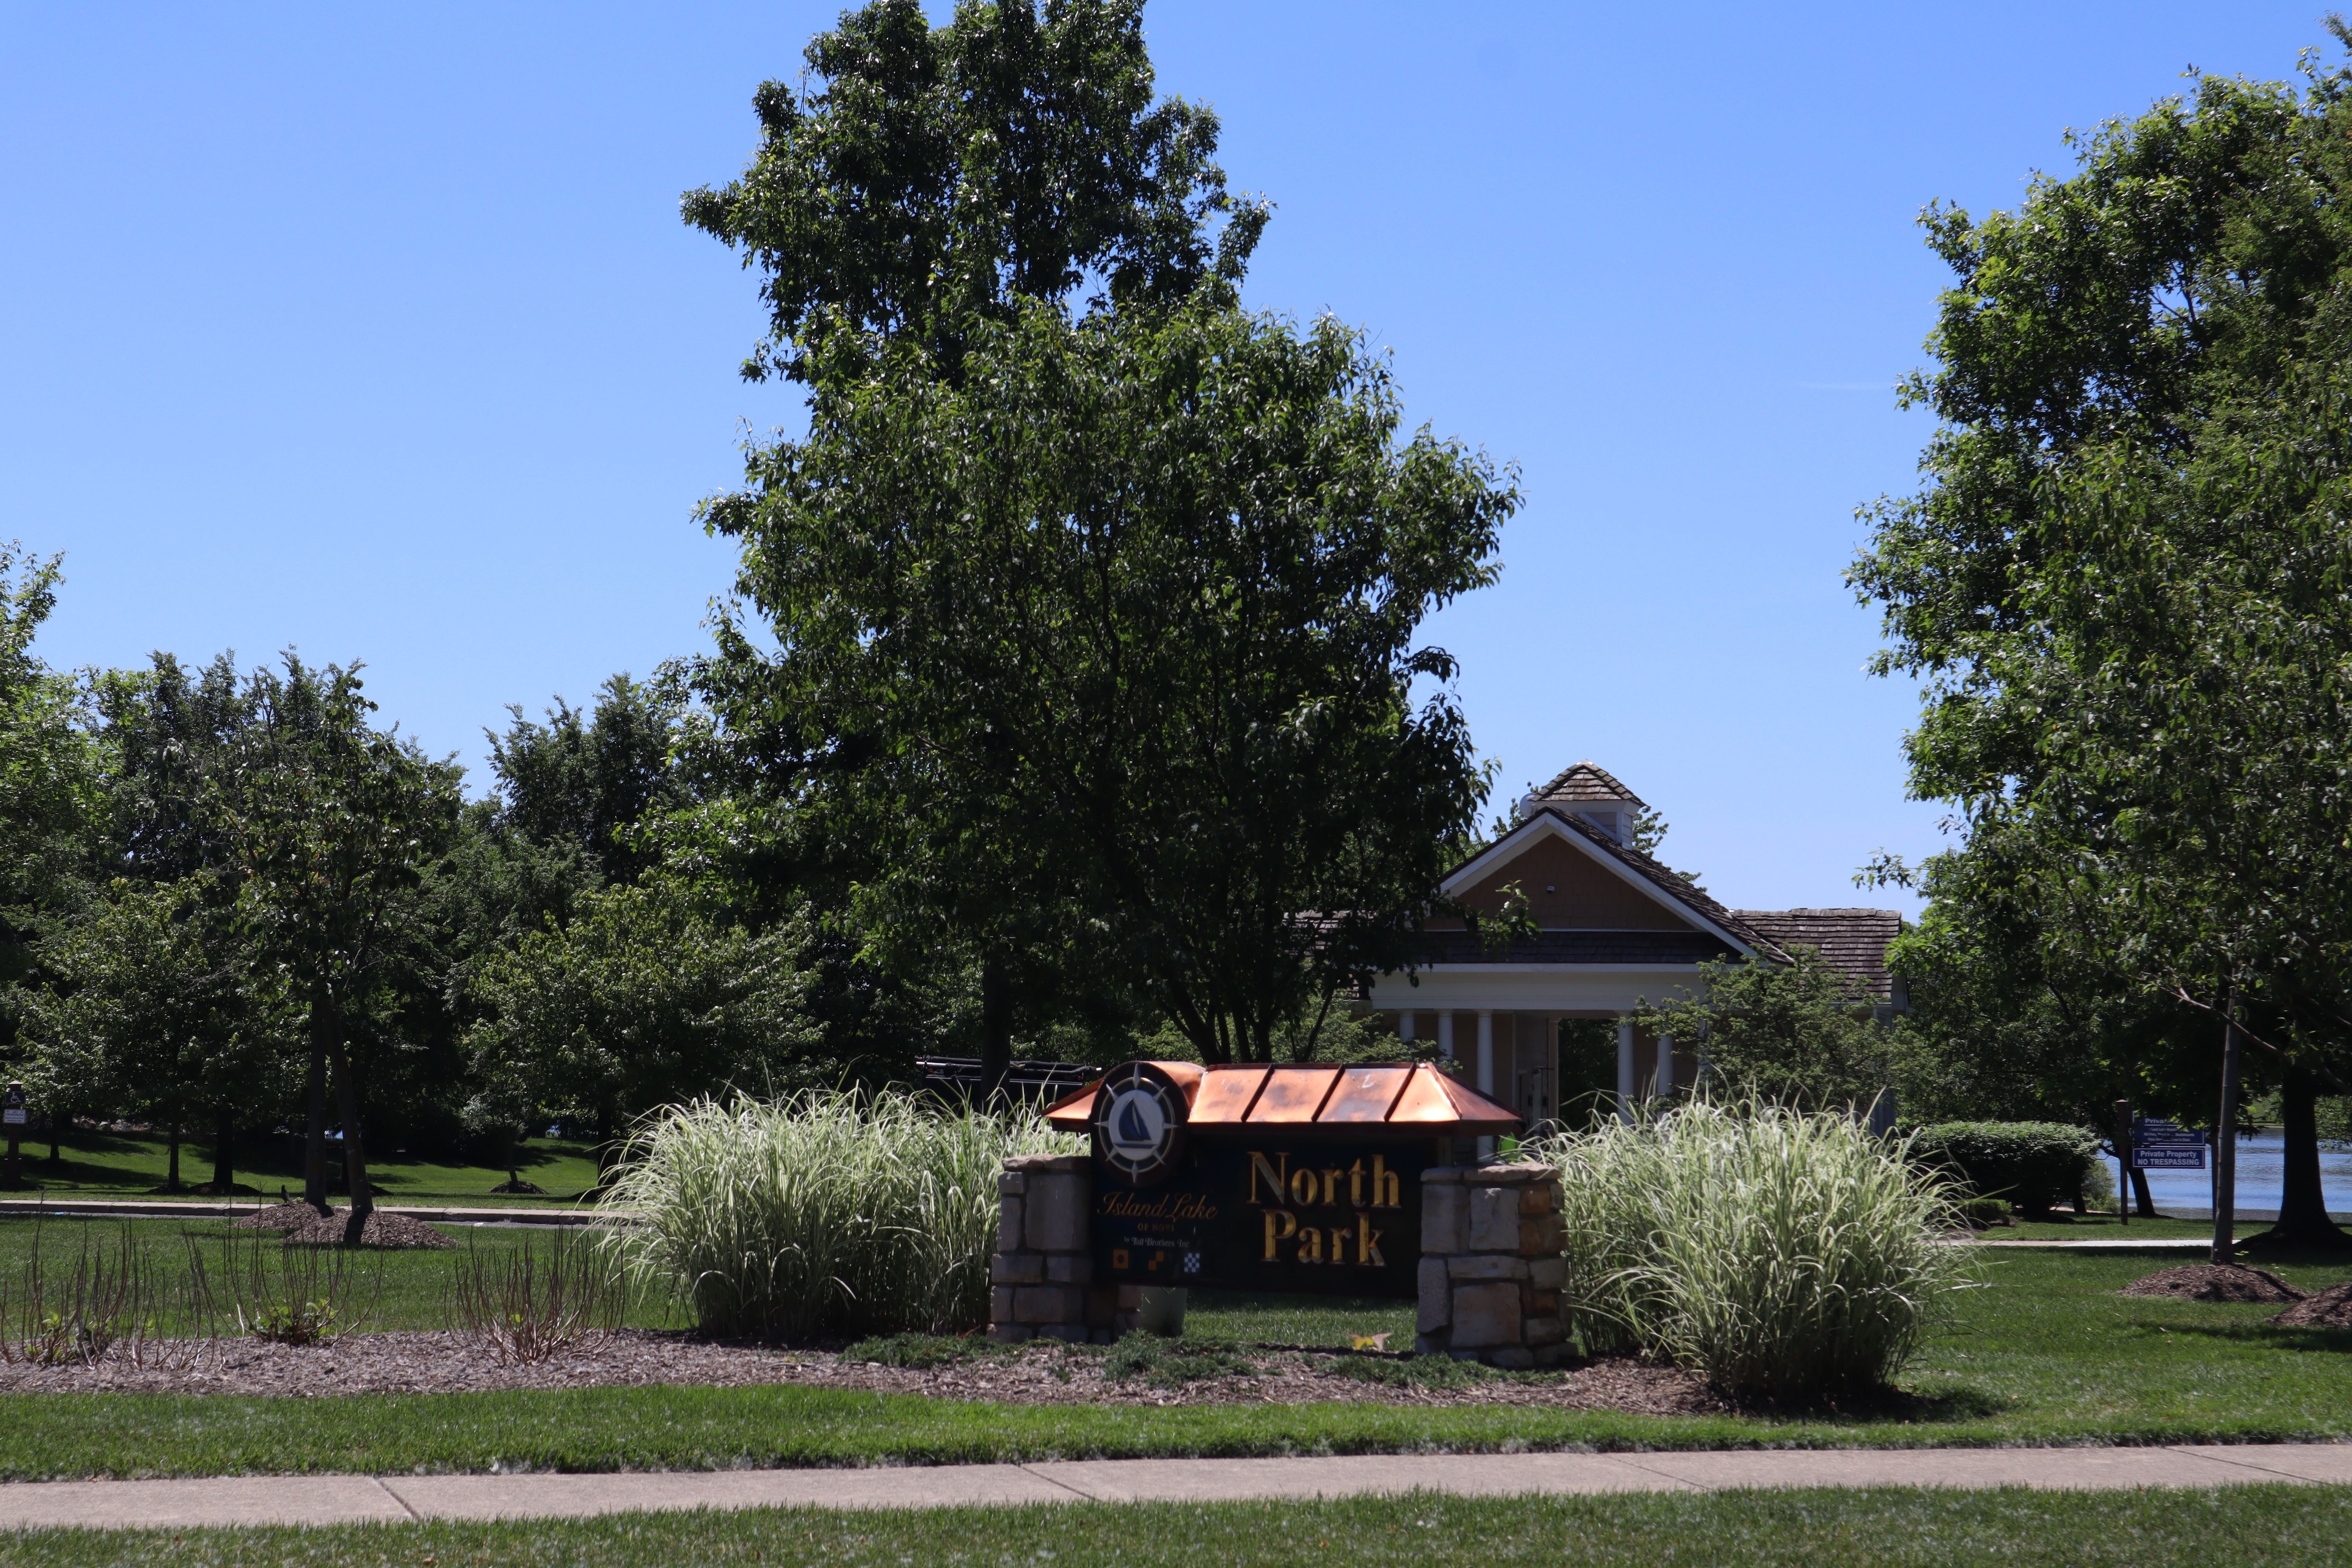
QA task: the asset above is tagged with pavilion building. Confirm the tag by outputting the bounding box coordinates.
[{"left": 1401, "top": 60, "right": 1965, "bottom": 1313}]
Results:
[{"left": 1363, "top": 762, "right": 1903, "bottom": 1128}]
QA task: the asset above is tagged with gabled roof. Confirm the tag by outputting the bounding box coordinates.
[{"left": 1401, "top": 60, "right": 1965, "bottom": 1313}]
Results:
[
  {"left": 1524, "top": 760, "right": 1647, "bottom": 811},
  {"left": 1731, "top": 908, "right": 1905, "bottom": 1000},
  {"left": 1441, "top": 806, "right": 1788, "bottom": 961}
]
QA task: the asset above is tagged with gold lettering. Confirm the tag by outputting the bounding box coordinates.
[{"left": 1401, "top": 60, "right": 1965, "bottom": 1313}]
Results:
[
  {"left": 1297, "top": 1225, "right": 1323, "bottom": 1264},
  {"left": 1289, "top": 1168, "right": 1318, "bottom": 1205},
  {"left": 1370, "top": 1156, "right": 1401, "bottom": 1210},
  {"left": 1320, "top": 1169, "right": 1343, "bottom": 1206},
  {"left": 1329, "top": 1226, "right": 1348, "bottom": 1265},
  {"left": 1249, "top": 1151, "right": 1289, "bottom": 1205},
  {"left": 1358, "top": 1212, "right": 1385, "bottom": 1267},
  {"left": 1348, "top": 1160, "right": 1366, "bottom": 1207},
  {"left": 1262, "top": 1209, "right": 1298, "bottom": 1261}
]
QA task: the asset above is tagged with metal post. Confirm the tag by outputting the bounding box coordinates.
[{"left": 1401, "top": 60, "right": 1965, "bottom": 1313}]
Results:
[
  {"left": 2214, "top": 989, "right": 2244, "bottom": 1265},
  {"left": 2113, "top": 1099, "right": 2132, "bottom": 1228},
  {"left": 3, "top": 1082, "right": 24, "bottom": 1191}
]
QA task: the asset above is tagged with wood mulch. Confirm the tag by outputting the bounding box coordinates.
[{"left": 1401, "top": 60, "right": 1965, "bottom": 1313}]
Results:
[
  {"left": 0, "top": 1330, "right": 1724, "bottom": 1414},
  {"left": 2274, "top": 1281, "right": 2352, "bottom": 1328},
  {"left": 232, "top": 1204, "right": 452, "bottom": 1249},
  {"left": 2118, "top": 1264, "right": 2305, "bottom": 1303}
]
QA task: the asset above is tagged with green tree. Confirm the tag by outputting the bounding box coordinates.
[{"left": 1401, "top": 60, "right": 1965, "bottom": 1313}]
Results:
[
  {"left": 0, "top": 546, "right": 105, "bottom": 985},
  {"left": 682, "top": 0, "right": 1261, "bottom": 388},
  {"left": 1638, "top": 951, "right": 1896, "bottom": 1114},
  {"left": 463, "top": 880, "right": 819, "bottom": 1176},
  {"left": 485, "top": 672, "right": 702, "bottom": 886},
  {"left": 20, "top": 878, "right": 294, "bottom": 1191},
  {"left": 1851, "top": 36, "right": 2352, "bottom": 1255},
  {"left": 700, "top": 298, "right": 1514, "bottom": 1066},
  {"left": 216, "top": 657, "right": 462, "bottom": 1240}
]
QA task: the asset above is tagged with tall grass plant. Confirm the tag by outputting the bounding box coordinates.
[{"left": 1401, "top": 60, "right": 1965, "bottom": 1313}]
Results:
[
  {"left": 600, "top": 1089, "right": 1078, "bottom": 1340},
  {"left": 1531, "top": 1099, "right": 1970, "bottom": 1397}
]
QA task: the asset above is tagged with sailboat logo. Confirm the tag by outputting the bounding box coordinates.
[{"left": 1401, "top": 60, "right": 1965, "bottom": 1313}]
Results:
[{"left": 1107, "top": 1089, "right": 1164, "bottom": 1153}]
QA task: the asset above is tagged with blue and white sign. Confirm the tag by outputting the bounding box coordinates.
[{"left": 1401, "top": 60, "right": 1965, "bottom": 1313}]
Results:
[{"left": 2133, "top": 1117, "right": 2206, "bottom": 1172}]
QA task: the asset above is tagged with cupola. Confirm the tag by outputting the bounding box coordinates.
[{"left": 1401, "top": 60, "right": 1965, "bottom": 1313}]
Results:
[{"left": 1513, "top": 760, "right": 1646, "bottom": 844}]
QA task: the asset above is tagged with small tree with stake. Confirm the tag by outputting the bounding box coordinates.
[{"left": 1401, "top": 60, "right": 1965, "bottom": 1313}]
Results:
[{"left": 215, "top": 657, "right": 460, "bottom": 1244}]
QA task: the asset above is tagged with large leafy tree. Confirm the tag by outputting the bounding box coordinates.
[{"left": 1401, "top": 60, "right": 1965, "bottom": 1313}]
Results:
[
  {"left": 216, "top": 657, "right": 461, "bottom": 1239},
  {"left": 1852, "top": 37, "right": 2352, "bottom": 1254},
  {"left": 703, "top": 298, "right": 1513, "bottom": 1066},
  {"left": 0, "top": 547, "right": 105, "bottom": 986},
  {"left": 693, "top": 0, "right": 1512, "bottom": 1072},
  {"left": 462, "top": 880, "right": 818, "bottom": 1176}
]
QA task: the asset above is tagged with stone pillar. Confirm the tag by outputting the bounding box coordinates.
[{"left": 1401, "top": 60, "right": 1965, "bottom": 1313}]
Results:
[
  {"left": 989, "top": 1153, "right": 1158, "bottom": 1345},
  {"left": 1656, "top": 1032, "right": 1674, "bottom": 1097},
  {"left": 1414, "top": 1162, "right": 1570, "bottom": 1368},
  {"left": 1616, "top": 1016, "right": 1636, "bottom": 1117}
]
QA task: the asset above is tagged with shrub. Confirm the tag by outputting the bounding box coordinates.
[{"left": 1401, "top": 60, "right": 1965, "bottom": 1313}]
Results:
[
  {"left": 1531, "top": 1100, "right": 1970, "bottom": 1399},
  {"left": 1910, "top": 1121, "right": 2103, "bottom": 1217},
  {"left": 451, "top": 1232, "right": 620, "bottom": 1364},
  {"left": 601, "top": 1089, "right": 1078, "bottom": 1341}
]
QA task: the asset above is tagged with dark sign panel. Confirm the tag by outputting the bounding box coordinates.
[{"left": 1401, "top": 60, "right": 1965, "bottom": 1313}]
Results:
[
  {"left": 2132, "top": 1116, "right": 2207, "bottom": 1172},
  {"left": 1092, "top": 1139, "right": 1430, "bottom": 1298}
]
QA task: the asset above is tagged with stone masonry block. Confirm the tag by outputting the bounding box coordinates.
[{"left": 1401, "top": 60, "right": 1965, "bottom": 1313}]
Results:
[
  {"left": 996, "top": 1198, "right": 1024, "bottom": 1253},
  {"left": 1422, "top": 1167, "right": 1468, "bottom": 1185},
  {"left": 1519, "top": 1215, "right": 1565, "bottom": 1256},
  {"left": 991, "top": 1285, "right": 1016, "bottom": 1325},
  {"left": 1417, "top": 1257, "right": 1452, "bottom": 1334},
  {"left": 1045, "top": 1253, "right": 1093, "bottom": 1285},
  {"left": 1485, "top": 1346, "right": 1537, "bottom": 1370},
  {"left": 1525, "top": 1315, "right": 1568, "bottom": 1347},
  {"left": 1024, "top": 1172, "right": 1090, "bottom": 1252},
  {"left": 1446, "top": 1254, "right": 1530, "bottom": 1281},
  {"left": 1038, "top": 1323, "right": 1089, "bottom": 1343},
  {"left": 1005, "top": 1153, "right": 1090, "bottom": 1174},
  {"left": 1529, "top": 1256, "right": 1568, "bottom": 1291},
  {"left": 1013, "top": 1285, "right": 1085, "bottom": 1325},
  {"left": 1422, "top": 1182, "right": 1465, "bottom": 1255},
  {"left": 1450, "top": 1281, "right": 1524, "bottom": 1348},
  {"left": 1470, "top": 1161, "right": 1552, "bottom": 1184},
  {"left": 991, "top": 1252, "right": 1042, "bottom": 1285},
  {"left": 989, "top": 1323, "right": 1035, "bottom": 1345},
  {"left": 997, "top": 1170, "right": 1028, "bottom": 1196},
  {"left": 1517, "top": 1183, "right": 1555, "bottom": 1215},
  {"left": 1414, "top": 1332, "right": 1447, "bottom": 1356},
  {"left": 1526, "top": 1289, "right": 1560, "bottom": 1317},
  {"left": 1467, "top": 1187, "right": 1520, "bottom": 1252}
]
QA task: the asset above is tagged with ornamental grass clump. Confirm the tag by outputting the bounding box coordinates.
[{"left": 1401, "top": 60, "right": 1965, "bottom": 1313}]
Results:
[
  {"left": 1532, "top": 1099, "right": 1970, "bottom": 1399},
  {"left": 601, "top": 1089, "right": 1078, "bottom": 1341}
]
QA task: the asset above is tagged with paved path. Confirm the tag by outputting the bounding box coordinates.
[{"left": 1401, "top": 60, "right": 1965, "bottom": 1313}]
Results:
[
  {"left": 3, "top": 1446, "right": 2349, "bottom": 1531},
  {"left": 0, "top": 1198, "right": 604, "bottom": 1227}
]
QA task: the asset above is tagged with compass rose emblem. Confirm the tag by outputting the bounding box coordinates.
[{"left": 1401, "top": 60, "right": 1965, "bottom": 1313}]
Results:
[{"left": 1089, "top": 1061, "right": 1189, "bottom": 1187}]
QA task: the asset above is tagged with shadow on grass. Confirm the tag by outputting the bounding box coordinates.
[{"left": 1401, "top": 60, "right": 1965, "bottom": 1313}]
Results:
[
  {"left": 1723, "top": 1381, "right": 2012, "bottom": 1424},
  {"left": 2162, "top": 1321, "right": 2352, "bottom": 1354}
]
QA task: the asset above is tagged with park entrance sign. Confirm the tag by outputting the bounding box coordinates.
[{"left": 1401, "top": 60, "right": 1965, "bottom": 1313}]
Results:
[{"left": 1045, "top": 1061, "right": 1519, "bottom": 1299}]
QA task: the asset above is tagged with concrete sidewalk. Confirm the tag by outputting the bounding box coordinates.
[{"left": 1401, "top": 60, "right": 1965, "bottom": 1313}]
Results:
[{"left": 4, "top": 1445, "right": 2350, "bottom": 1531}]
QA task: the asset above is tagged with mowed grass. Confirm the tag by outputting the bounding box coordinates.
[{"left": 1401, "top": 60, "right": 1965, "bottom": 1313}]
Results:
[
  {"left": 0, "top": 1243, "right": 2348, "bottom": 1476},
  {"left": 6, "top": 1129, "right": 603, "bottom": 1207},
  {"left": 8, "top": 1488, "right": 2352, "bottom": 1568}
]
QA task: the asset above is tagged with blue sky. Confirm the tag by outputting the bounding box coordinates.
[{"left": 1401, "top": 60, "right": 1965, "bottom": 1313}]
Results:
[{"left": 2, "top": 2, "right": 2334, "bottom": 916}]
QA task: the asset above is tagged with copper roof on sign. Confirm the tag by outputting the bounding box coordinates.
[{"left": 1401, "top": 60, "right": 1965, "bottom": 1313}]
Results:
[{"left": 1042, "top": 1061, "right": 1520, "bottom": 1136}]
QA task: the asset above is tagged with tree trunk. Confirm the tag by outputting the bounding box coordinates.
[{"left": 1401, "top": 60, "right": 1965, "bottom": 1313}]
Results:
[
  {"left": 45, "top": 1110, "right": 60, "bottom": 1168},
  {"left": 211, "top": 1110, "right": 234, "bottom": 1194},
  {"left": 979, "top": 953, "right": 1012, "bottom": 1105},
  {"left": 2212, "top": 989, "right": 2244, "bottom": 1265},
  {"left": 2131, "top": 1165, "right": 2157, "bottom": 1218},
  {"left": 2250, "top": 1066, "right": 2350, "bottom": 1250},
  {"left": 330, "top": 1044, "right": 372, "bottom": 1247},
  {"left": 166, "top": 1114, "right": 181, "bottom": 1192},
  {"left": 302, "top": 1004, "right": 332, "bottom": 1215}
]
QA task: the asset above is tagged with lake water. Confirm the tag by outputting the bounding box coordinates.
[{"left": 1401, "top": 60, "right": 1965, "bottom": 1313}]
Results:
[{"left": 2134, "top": 1130, "right": 2352, "bottom": 1216}]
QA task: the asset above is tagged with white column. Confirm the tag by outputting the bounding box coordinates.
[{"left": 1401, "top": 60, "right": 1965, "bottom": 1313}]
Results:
[
  {"left": 1398, "top": 1011, "right": 1415, "bottom": 1045},
  {"left": 1540, "top": 1013, "right": 1558, "bottom": 1124},
  {"left": 1657, "top": 1033, "right": 1675, "bottom": 1097},
  {"left": 1616, "top": 1015, "right": 1636, "bottom": 1115},
  {"left": 1437, "top": 1011, "right": 1454, "bottom": 1062}
]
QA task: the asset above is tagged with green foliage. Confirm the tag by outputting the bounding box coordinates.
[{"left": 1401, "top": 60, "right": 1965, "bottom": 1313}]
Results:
[
  {"left": 463, "top": 880, "right": 822, "bottom": 1155},
  {"left": 838, "top": 1332, "right": 987, "bottom": 1369},
  {"left": 1638, "top": 951, "right": 1893, "bottom": 1113},
  {"left": 701, "top": 296, "right": 1515, "bottom": 1064},
  {"left": 0, "top": 547, "right": 103, "bottom": 962},
  {"left": 1534, "top": 1101, "right": 1970, "bottom": 1397},
  {"left": 600, "top": 1089, "right": 1078, "bottom": 1340},
  {"left": 1909, "top": 1121, "right": 2104, "bottom": 1218},
  {"left": 1332, "top": 1352, "right": 1490, "bottom": 1389},
  {"left": 485, "top": 672, "right": 703, "bottom": 886},
  {"left": 1102, "top": 1330, "right": 1249, "bottom": 1386},
  {"left": 682, "top": 0, "right": 1262, "bottom": 387}
]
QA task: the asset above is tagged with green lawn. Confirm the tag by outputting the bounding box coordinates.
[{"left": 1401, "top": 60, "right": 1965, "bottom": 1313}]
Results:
[
  {"left": 7, "top": 1487, "right": 2352, "bottom": 1567},
  {"left": 0, "top": 1241, "right": 2348, "bottom": 1476},
  {"left": 5, "top": 1129, "right": 603, "bottom": 1208}
]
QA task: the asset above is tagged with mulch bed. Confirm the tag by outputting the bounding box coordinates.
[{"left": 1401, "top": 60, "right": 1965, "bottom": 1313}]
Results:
[
  {"left": 0, "top": 1330, "right": 1723, "bottom": 1413},
  {"left": 2274, "top": 1281, "right": 2352, "bottom": 1327},
  {"left": 2119, "top": 1264, "right": 2306, "bottom": 1303},
  {"left": 232, "top": 1204, "right": 451, "bottom": 1249}
]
